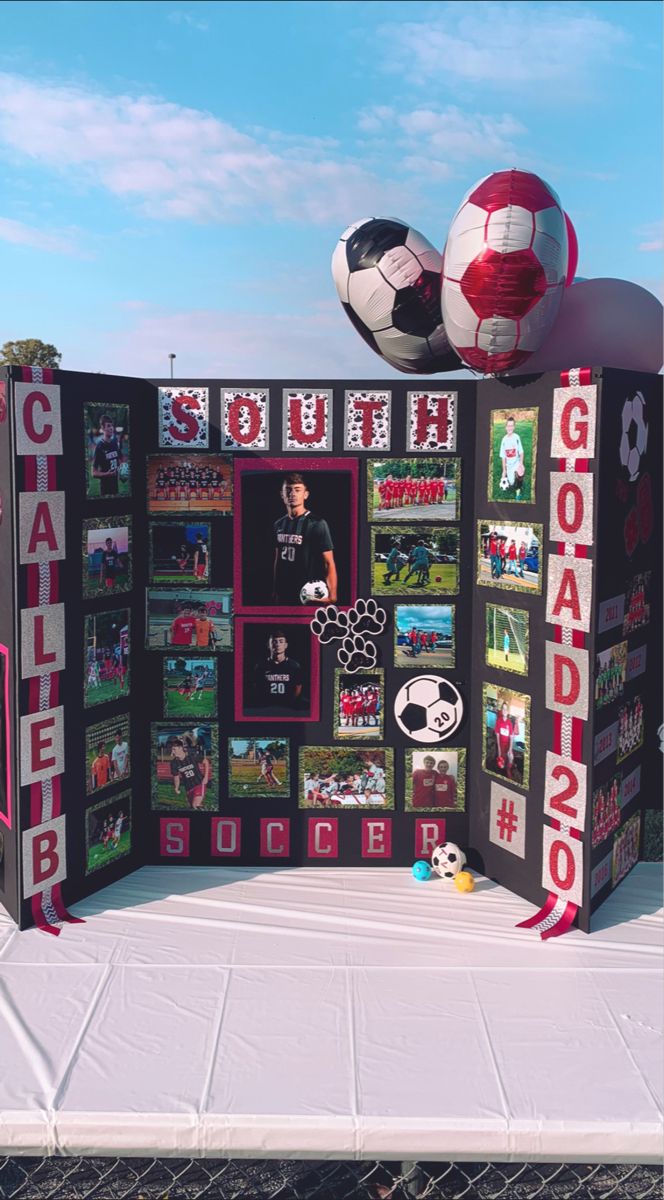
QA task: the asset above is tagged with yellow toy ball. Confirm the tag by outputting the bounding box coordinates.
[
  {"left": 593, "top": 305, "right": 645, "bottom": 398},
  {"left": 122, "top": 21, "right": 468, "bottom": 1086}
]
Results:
[{"left": 454, "top": 870, "right": 475, "bottom": 894}]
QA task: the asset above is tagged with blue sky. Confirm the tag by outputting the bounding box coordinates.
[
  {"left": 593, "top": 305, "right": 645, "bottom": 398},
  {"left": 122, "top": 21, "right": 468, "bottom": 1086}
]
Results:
[{"left": 0, "top": 0, "right": 660, "bottom": 378}]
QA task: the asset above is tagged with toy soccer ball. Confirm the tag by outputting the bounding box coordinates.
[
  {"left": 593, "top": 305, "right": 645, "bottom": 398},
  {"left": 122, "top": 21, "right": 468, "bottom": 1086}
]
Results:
[
  {"left": 412, "top": 860, "right": 432, "bottom": 881},
  {"left": 441, "top": 170, "right": 567, "bottom": 374},
  {"left": 300, "top": 580, "right": 329, "bottom": 605},
  {"left": 331, "top": 217, "right": 459, "bottom": 374},
  {"left": 394, "top": 675, "right": 464, "bottom": 744},
  {"left": 454, "top": 870, "right": 475, "bottom": 893},
  {"left": 619, "top": 392, "right": 648, "bottom": 482},
  {"left": 431, "top": 842, "right": 466, "bottom": 880},
  {"left": 499, "top": 476, "right": 510, "bottom": 491}
]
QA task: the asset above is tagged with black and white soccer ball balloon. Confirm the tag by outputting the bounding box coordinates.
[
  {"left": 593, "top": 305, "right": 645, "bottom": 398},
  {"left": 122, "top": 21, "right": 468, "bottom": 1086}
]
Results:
[
  {"left": 394, "top": 675, "right": 464, "bottom": 744},
  {"left": 332, "top": 217, "right": 461, "bottom": 374},
  {"left": 431, "top": 842, "right": 466, "bottom": 880}
]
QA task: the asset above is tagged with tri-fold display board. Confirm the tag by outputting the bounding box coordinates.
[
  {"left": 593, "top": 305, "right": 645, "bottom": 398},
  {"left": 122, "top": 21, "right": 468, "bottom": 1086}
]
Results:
[{"left": 0, "top": 366, "right": 660, "bottom": 933}]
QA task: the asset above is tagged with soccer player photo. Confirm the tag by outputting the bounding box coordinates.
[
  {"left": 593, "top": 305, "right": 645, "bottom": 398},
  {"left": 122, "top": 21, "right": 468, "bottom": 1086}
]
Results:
[
  {"left": 84, "top": 609, "right": 130, "bottom": 708},
  {"left": 85, "top": 792, "right": 132, "bottom": 875},
  {"left": 591, "top": 773, "right": 622, "bottom": 849},
  {"left": 595, "top": 641, "right": 628, "bottom": 710},
  {"left": 485, "top": 603, "right": 529, "bottom": 676},
  {"left": 236, "top": 617, "right": 319, "bottom": 722},
  {"left": 488, "top": 407, "right": 538, "bottom": 503},
  {"left": 82, "top": 518, "right": 132, "bottom": 598},
  {"left": 85, "top": 715, "right": 131, "bottom": 796},
  {"left": 368, "top": 458, "right": 461, "bottom": 522},
  {"left": 405, "top": 748, "right": 466, "bottom": 812},
  {"left": 234, "top": 457, "right": 358, "bottom": 612},
  {"left": 151, "top": 724, "right": 218, "bottom": 812},
  {"left": 146, "top": 589, "right": 232, "bottom": 651},
  {"left": 149, "top": 523, "right": 211, "bottom": 586},
  {"left": 333, "top": 670, "right": 384, "bottom": 740},
  {"left": 394, "top": 605, "right": 455, "bottom": 669},
  {"left": 228, "top": 737, "right": 290, "bottom": 798},
  {"left": 371, "top": 527, "right": 459, "bottom": 596},
  {"left": 163, "top": 655, "right": 217, "bottom": 718},
  {"left": 147, "top": 454, "right": 232, "bottom": 516},
  {"left": 299, "top": 747, "right": 394, "bottom": 809},
  {"left": 616, "top": 695, "right": 644, "bottom": 763},
  {"left": 477, "top": 521, "right": 543, "bottom": 594},
  {"left": 623, "top": 571, "right": 651, "bottom": 635},
  {"left": 482, "top": 683, "right": 531, "bottom": 789},
  {"left": 84, "top": 405, "right": 130, "bottom": 499}
]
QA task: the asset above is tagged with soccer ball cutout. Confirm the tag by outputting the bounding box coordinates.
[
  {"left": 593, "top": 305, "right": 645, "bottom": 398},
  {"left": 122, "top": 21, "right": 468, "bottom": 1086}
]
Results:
[
  {"left": 431, "top": 842, "right": 466, "bottom": 880},
  {"left": 332, "top": 217, "right": 460, "bottom": 374},
  {"left": 441, "top": 170, "right": 567, "bottom": 375},
  {"left": 619, "top": 392, "right": 648, "bottom": 482},
  {"left": 300, "top": 580, "right": 330, "bottom": 605},
  {"left": 394, "top": 676, "right": 464, "bottom": 744}
]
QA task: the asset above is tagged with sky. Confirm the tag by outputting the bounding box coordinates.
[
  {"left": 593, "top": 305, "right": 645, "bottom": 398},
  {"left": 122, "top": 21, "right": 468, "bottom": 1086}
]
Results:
[{"left": 0, "top": 0, "right": 660, "bottom": 379}]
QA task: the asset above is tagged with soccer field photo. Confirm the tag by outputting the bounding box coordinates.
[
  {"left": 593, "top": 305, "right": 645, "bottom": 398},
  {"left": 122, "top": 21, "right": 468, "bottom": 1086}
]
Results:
[
  {"left": 394, "top": 605, "right": 455, "bottom": 669},
  {"left": 368, "top": 458, "right": 460, "bottom": 522},
  {"left": 371, "top": 527, "right": 459, "bottom": 596},
  {"left": 477, "top": 522, "right": 543, "bottom": 594},
  {"left": 84, "top": 404, "right": 131, "bottom": 500},
  {"left": 163, "top": 656, "right": 217, "bottom": 717},
  {"left": 85, "top": 792, "right": 132, "bottom": 875},
  {"left": 149, "top": 522, "right": 211, "bottom": 586},
  {"left": 82, "top": 517, "right": 132, "bottom": 597},
  {"left": 488, "top": 407, "right": 538, "bottom": 503},
  {"left": 85, "top": 715, "right": 131, "bottom": 796},
  {"left": 146, "top": 589, "right": 232, "bottom": 651},
  {"left": 151, "top": 723, "right": 219, "bottom": 812},
  {"left": 485, "top": 604, "right": 529, "bottom": 676},
  {"left": 84, "top": 610, "right": 130, "bottom": 708},
  {"left": 300, "top": 747, "right": 394, "bottom": 809},
  {"left": 228, "top": 738, "right": 290, "bottom": 797}
]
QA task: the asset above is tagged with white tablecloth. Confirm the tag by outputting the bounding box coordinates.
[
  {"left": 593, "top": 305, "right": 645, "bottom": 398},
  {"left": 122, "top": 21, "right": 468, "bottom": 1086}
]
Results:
[{"left": 0, "top": 864, "right": 661, "bottom": 1162}]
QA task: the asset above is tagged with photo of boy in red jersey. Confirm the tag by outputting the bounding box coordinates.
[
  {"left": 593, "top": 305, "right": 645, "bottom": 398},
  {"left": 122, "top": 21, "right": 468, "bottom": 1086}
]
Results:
[
  {"left": 334, "top": 670, "right": 384, "bottom": 740},
  {"left": 483, "top": 684, "right": 530, "bottom": 788},
  {"left": 368, "top": 458, "right": 460, "bottom": 522},
  {"left": 406, "top": 749, "right": 466, "bottom": 812}
]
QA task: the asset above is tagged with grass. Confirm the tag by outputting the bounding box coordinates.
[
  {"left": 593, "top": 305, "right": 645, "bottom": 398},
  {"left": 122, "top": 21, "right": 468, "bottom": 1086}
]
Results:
[
  {"left": 486, "top": 646, "right": 527, "bottom": 674},
  {"left": 490, "top": 416, "right": 535, "bottom": 502},
  {"left": 86, "top": 830, "right": 131, "bottom": 873},
  {"left": 372, "top": 562, "right": 458, "bottom": 595},
  {"left": 164, "top": 685, "right": 216, "bottom": 718},
  {"left": 153, "top": 775, "right": 217, "bottom": 812},
  {"left": 85, "top": 676, "right": 129, "bottom": 707},
  {"left": 229, "top": 757, "right": 290, "bottom": 797}
]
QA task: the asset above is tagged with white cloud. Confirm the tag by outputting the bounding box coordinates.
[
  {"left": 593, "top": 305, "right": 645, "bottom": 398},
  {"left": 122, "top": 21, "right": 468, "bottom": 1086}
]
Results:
[
  {"left": 360, "top": 104, "right": 527, "bottom": 165},
  {"left": 379, "top": 3, "right": 627, "bottom": 90},
  {"left": 0, "top": 214, "right": 81, "bottom": 255},
  {"left": 167, "top": 10, "right": 209, "bottom": 32},
  {"left": 77, "top": 299, "right": 468, "bottom": 380},
  {"left": 636, "top": 223, "right": 663, "bottom": 253},
  {"left": 0, "top": 72, "right": 411, "bottom": 225}
]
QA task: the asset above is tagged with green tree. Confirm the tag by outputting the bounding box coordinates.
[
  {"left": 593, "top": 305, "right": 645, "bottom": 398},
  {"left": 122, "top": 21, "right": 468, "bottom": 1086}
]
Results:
[{"left": 0, "top": 339, "right": 62, "bottom": 368}]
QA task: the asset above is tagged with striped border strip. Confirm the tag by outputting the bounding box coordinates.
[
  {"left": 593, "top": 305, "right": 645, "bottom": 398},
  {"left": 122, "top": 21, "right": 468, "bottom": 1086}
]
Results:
[
  {"left": 517, "top": 366, "right": 592, "bottom": 940},
  {"left": 22, "top": 366, "right": 83, "bottom": 934}
]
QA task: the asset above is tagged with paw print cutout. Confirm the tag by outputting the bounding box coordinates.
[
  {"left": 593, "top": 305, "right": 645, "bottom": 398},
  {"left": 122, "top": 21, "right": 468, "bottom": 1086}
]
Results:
[
  {"left": 337, "top": 633, "right": 377, "bottom": 673},
  {"left": 310, "top": 605, "right": 351, "bottom": 643},
  {"left": 348, "top": 597, "right": 387, "bottom": 637}
]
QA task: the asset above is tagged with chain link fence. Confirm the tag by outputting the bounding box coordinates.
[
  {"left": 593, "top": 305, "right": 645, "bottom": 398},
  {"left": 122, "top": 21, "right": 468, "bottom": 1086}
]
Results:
[{"left": 0, "top": 1158, "right": 661, "bottom": 1200}]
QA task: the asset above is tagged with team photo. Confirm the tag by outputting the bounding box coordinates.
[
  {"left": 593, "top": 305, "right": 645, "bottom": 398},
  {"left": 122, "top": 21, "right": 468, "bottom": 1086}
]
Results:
[
  {"left": 85, "top": 793, "right": 132, "bottom": 875},
  {"left": 235, "top": 458, "right": 357, "bottom": 611},
  {"left": 84, "top": 405, "right": 130, "bottom": 499},
  {"left": 591, "top": 774, "right": 622, "bottom": 848},
  {"left": 394, "top": 605, "right": 455, "bottom": 669},
  {"left": 146, "top": 589, "right": 232, "bottom": 651},
  {"left": 163, "top": 656, "right": 217, "bottom": 718},
  {"left": 623, "top": 571, "right": 651, "bottom": 635},
  {"left": 84, "top": 610, "right": 130, "bottom": 707},
  {"left": 405, "top": 748, "right": 466, "bottom": 812},
  {"left": 483, "top": 683, "right": 530, "bottom": 788},
  {"left": 617, "top": 696, "right": 644, "bottom": 763},
  {"left": 82, "top": 518, "right": 131, "bottom": 597},
  {"left": 333, "top": 670, "right": 384, "bottom": 740},
  {"left": 612, "top": 813, "right": 641, "bottom": 889},
  {"left": 368, "top": 458, "right": 460, "bottom": 522},
  {"left": 85, "top": 715, "right": 131, "bottom": 796},
  {"left": 488, "top": 408, "right": 538, "bottom": 503},
  {"left": 485, "top": 603, "right": 529, "bottom": 676},
  {"left": 595, "top": 641, "right": 628, "bottom": 709},
  {"left": 151, "top": 724, "right": 218, "bottom": 812},
  {"left": 228, "top": 738, "right": 290, "bottom": 797},
  {"left": 300, "top": 747, "right": 394, "bottom": 809},
  {"left": 237, "top": 618, "right": 318, "bottom": 721},
  {"left": 477, "top": 522, "right": 542, "bottom": 593},
  {"left": 149, "top": 523, "right": 211, "bottom": 586},
  {"left": 147, "top": 454, "right": 232, "bottom": 516},
  {"left": 371, "top": 527, "right": 459, "bottom": 596}
]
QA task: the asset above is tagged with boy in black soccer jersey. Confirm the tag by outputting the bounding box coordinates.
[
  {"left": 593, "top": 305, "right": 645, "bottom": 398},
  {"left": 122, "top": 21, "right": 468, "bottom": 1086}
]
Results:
[
  {"left": 91, "top": 415, "right": 122, "bottom": 496},
  {"left": 169, "top": 738, "right": 210, "bottom": 809},
  {"left": 252, "top": 630, "right": 303, "bottom": 711},
  {"left": 272, "top": 473, "right": 337, "bottom": 605},
  {"left": 99, "top": 537, "right": 120, "bottom": 590}
]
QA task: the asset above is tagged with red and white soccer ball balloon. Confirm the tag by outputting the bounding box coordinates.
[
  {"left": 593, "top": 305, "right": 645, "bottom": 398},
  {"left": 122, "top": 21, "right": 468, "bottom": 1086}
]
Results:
[{"left": 441, "top": 170, "right": 568, "bottom": 375}]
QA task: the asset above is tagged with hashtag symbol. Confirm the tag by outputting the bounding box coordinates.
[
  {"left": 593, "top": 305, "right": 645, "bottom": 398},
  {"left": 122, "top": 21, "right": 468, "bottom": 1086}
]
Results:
[{"left": 496, "top": 798, "right": 518, "bottom": 842}]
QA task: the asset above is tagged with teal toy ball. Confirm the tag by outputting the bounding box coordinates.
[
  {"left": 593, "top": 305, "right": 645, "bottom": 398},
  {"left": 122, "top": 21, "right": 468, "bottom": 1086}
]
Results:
[{"left": 412, "top": 860, "right": 432, "bottom": 881}]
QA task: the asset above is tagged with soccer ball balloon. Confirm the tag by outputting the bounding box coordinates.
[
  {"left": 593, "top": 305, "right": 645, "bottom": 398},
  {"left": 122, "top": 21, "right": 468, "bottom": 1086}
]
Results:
[
  {"left": 300, "top": 579, "right": 330, "bottom": 605},
  {"left": 441, "top": 170, "right": 568, "bottom": 375},
  {"left": 394, "top": 675, "right": 464, "bottom": 744},
  {"left": 332, "top": 216, "right": 461, "bottom": 374},
  {"left": 619, "top": 392, "right": 648, "bottom": 482},
  {"left": 431, "top": 842, "right": 466, "bottom": 880}
]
